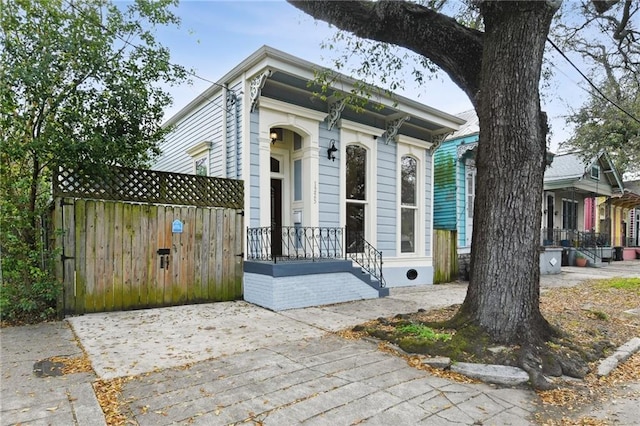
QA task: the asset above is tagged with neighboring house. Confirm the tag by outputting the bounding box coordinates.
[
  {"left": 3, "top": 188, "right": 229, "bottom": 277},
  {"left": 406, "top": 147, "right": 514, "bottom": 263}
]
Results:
[
  {"left": 605, "top": 179, "right": 640, "bottom": 259},
  {"left": 434, "top": 109, "right": 630, "bottom": 270},
  {"left": 542, "top": 150, "right": 625, "bottom": 264},
  {"left": 433, "top": 109, "right": 479, "bottom": 254},
  {"left": 152, "top": 45, "right": 464, "bottom": 310}
]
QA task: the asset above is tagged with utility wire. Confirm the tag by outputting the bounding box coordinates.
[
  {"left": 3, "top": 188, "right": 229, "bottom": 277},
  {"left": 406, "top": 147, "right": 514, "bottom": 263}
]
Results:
[
  {"left": 547, "top": 37, "right": 640, "bottom": 125},
  {"left": 61, "top": 0, "right": 238, "bottom": 116}
]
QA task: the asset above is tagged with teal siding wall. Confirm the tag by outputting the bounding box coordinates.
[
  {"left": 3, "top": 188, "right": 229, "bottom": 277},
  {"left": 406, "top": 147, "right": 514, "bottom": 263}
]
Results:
[
  {"left": 433, "top": 141, "right": 459, "bottom": 230},
  {"left": 433, "top": 135, "right": 478, "bottom": 248},
  {"left": 456, "top": 156, "right": 467, "bottom": 247}
]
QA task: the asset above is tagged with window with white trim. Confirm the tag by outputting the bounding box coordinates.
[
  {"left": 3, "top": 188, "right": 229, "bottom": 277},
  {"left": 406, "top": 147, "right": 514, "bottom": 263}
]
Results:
[
  {"left": 346, "top": 144, "right": 367, "bottom": 253},
  {"left": 400, "top": 155, "right": 417, "bottom": 253},
  {"left": 186, "top": 141, "right": 212, "bottom": 176},
  {"left": 591, "top": 164, "right": 600, "bottom": 180}
]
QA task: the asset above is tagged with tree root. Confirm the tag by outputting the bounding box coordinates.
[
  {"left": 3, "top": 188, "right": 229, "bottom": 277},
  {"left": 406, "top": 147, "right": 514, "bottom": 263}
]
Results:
[{"left": 518, "top": 343, "right": 591, "bottom": 390}]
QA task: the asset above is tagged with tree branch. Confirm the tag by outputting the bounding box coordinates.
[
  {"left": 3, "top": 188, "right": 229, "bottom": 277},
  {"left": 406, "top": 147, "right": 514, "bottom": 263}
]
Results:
[{"left": 287, "top": 0, "right": 483, "bottom": 103}]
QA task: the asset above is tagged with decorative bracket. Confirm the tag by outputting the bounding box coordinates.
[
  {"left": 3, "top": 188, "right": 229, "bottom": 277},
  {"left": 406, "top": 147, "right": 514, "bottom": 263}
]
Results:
[
  {"left": 249, "top": 70, "right": 272, "bottom": 113},
  {"left": 326, "top": 98, "right": 347, "bottom": 131},
  {"left": 429, "top": 131, "right": 453, "bottom": 154},
  {"left": 456, "top": 141, "right": 478, "bottom": 159},
  {"left": 380, "top": 115, "right": 410, "bottom": 144}
]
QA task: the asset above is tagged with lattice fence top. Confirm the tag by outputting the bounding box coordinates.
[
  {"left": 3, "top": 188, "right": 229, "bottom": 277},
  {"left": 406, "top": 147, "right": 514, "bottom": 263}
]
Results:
[{"left": 54, "top": 166, "right": 244, "bottom": 209}]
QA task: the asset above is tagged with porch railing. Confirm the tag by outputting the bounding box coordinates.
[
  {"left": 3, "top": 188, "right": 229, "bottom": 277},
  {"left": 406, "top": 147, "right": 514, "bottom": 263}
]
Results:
[
  {"left": 541, "top": 228, "right": 611, "bottom": 262},
  {"left": 246, "top": 226, "right": 344, "bottom": 262},
  {"left": 347, "top": 237, "right": 386, "bottom": 287},
  {"left": 541, "top": 228, "right": 610, "bottom": 248},
  {"left": 246, "top": 226, "right": 385, "bottom": 287}
]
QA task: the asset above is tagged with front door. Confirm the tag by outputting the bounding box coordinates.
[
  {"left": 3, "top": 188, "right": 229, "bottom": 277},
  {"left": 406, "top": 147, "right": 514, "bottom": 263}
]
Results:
[
  {"left": 546, "top": 194, "right": 554, "bottom": 242},
  {"left": 271, "top": 178, "right": 283, "bottom": 257}
]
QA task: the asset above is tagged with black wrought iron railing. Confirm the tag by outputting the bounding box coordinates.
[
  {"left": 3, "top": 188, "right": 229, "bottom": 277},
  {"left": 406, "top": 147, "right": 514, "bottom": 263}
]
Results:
[
  {"left": 246, "top": 226, "right": 386, "bottom": 287},
  {"left": 246, "top": 226, "right": 344, "bottom": 262},
  {"left": 541, "top": 228, "right": 610, "bottom": 248},
  {"left": 541, "top": 228, "right": 611, "bottom": 262},
  {"left": 347, "top": 237, "right": 386, "bottom": 287}
]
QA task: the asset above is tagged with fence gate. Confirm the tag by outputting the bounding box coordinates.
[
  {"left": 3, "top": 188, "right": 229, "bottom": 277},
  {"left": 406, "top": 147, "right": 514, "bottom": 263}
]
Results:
[{"left": 53, "top": 166, "right": 244, "bottom": 314}]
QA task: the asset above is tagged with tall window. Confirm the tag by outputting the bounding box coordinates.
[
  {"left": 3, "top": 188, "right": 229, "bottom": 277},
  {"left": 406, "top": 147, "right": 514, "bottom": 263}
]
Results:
[
  {"left": 562, "top": 199, "right": 578, "bottom": 230},
  {"left": 401, "top": 156, "right": 417, "bottom": 253},
  {"left": 346, "top": 145, "right": 366, "bottom": 252}
]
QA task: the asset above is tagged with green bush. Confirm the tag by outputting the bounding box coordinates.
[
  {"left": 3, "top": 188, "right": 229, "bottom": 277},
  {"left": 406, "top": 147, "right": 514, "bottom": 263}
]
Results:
[{"left": 1, "top": 234, "right": 60, "bottom": 324}]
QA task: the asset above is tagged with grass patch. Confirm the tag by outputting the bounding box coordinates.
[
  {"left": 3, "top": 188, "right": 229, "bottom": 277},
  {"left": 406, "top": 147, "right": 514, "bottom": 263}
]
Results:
[
  {"left": 596, "top": 277, "right": 640, "bottom": 292},
  {"left": 396, "top": 323, "right": 452, "bottom": 342}
]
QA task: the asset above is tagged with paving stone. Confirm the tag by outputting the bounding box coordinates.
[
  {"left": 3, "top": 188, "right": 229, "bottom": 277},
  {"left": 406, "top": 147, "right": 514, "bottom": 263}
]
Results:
[{"left": 421, "top": 356, "right": 451, "bottom": 369}]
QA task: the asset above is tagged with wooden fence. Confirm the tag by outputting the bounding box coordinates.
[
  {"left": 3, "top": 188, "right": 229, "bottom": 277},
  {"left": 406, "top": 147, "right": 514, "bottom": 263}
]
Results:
[
  {"left": 53, "top": 166, "right": 244, "bottom": 314},
  {"left": 433, "top": 229, "right": 458, "bottom": 284}
]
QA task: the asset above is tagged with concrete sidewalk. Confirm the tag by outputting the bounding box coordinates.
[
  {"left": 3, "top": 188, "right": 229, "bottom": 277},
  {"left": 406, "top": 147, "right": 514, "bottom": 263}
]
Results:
[
  {"left": 0, "top": 322, "right": 105, "bottom": 426},
  {"left": 2, "top": 260, "right": 638, "bottom": 425}
]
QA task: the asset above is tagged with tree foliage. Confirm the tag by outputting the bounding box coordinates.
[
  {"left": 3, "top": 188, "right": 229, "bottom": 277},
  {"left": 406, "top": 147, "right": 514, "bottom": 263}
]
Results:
[
  {"left": 563, "top": 79, "right": 640, "bottom": 177},
  {"left": 0, "top": 0, "right": 188, "bottom": 323},
  {"left": 551, "top": 1, "right": 640, "bottom": 177}
]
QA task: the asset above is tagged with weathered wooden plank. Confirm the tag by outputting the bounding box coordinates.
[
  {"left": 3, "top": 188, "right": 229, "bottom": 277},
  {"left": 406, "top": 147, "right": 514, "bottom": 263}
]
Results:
[
  {"left": 84, "top": 200, "right": 96, "bottom": 313},
  {"left": 75, "top": 199, "right": 86, "bottom": 315},
  {"left": 233, "top": 208, "right": 244, "bottom": 299},
  {"left": 207, "top": 208, "right": 218, "bottom": 300},
  {"left": 121, "top": 203, "right": 133, "bottom": 309},
  {"left": 193, "top": 207, "right": 204, "bottom": 302},
  {"left": 101, "top": 201, "right": 114, "bottom": 311},
  {"left": 222, "top": 208, "right": 232, "bottom": 301},
  {"left": 94, "top": 201, "right": 106, "bottom": 311},
  {"left": 163, "top": 205, "right": 173, "bottom": 306},
  {"left": 53, "top": 198, "right": 64, "bottom": 314},
  {"left": 146, "top": 204, "right": 159, "bottom": 307},
  {"left": 59, "top": 198, "right": 76, "bottom": 315},
  {"left": 137, "top": 204, "right": 150, "bottom": 307},
  {"left": 433, "top": 230, "right": 457, "bottom": 284},
  {"left": 112, "top": 201, "right": 124, "bottom": 311},
  {"left": 183, "top": 206, "right": 195, "bottom": 303},
  {"left": 171, "top": 206, "right": 184, "bottom": 304},
  {"left": 214, "top": 208, "right": 224, "bottom": 301}
]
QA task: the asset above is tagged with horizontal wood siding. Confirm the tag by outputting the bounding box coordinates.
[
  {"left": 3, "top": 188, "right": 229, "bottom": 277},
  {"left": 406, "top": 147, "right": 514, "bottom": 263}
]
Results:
[
  {"left": 456, "top": 158, "right": 467, "bottom": 247},
  {"left": 433, "top": 140, "right": 458, "bottom": 230},
  {"left": 249, "top": 111, "right": 261, "bottom": 228},
  {"left": 318, "top": 128, "right": 340, "bottom": 228},
  {"left": 227, "top": 82, "right": 244, "bottom": 180},
  {"left": 377, "top": 142, "right": 396, "bottom": 255},
  {"left": 153, "top": 93, "right": 224, "bottom": 176},
  {"left": 424, "top": 150, "right": 433, "bottom": 257}
]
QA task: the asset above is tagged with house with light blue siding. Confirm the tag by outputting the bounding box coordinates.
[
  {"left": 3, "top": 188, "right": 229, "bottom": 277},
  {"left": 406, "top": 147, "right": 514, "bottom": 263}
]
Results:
[{"left": 153, "top": 46, "right": 464, "bottom": 309}]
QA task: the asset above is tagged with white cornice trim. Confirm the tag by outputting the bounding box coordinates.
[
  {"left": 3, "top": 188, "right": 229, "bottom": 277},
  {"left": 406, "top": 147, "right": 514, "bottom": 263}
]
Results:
[{"left": 259, "top": 97, "right": 327, "bottom": 122}]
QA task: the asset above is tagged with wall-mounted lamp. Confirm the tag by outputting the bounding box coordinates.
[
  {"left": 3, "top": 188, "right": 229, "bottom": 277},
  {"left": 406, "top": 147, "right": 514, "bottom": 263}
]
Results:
[
  {"left": 327, "top": 139, "right": 338, "bottom": 161},
  {"left": 270, "top": 131, "right": 278, "bottom": 144}
]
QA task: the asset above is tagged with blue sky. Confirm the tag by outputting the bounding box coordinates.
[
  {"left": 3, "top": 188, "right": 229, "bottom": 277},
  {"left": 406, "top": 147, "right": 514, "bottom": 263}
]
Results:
[{"left": 151, "top": 0, "right": 592, "bottom": 152}]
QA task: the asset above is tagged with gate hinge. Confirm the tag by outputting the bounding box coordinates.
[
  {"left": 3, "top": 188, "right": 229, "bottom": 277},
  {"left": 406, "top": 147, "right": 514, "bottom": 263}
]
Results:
[
  {"left": 237, "top": 210, "right": 245, "bottom": 216},
  {"left": 61, "top": 254, "right": 74, "bottom": 261},
  {"left": 236, "top": 252, "right": 244, "bottom": 257}
]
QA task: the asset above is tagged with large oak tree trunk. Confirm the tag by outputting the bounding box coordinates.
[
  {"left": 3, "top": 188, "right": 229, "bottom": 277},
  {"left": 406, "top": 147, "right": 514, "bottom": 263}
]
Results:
[{"left": 456, "top": 2, "right": 556, "bottom": 345}]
